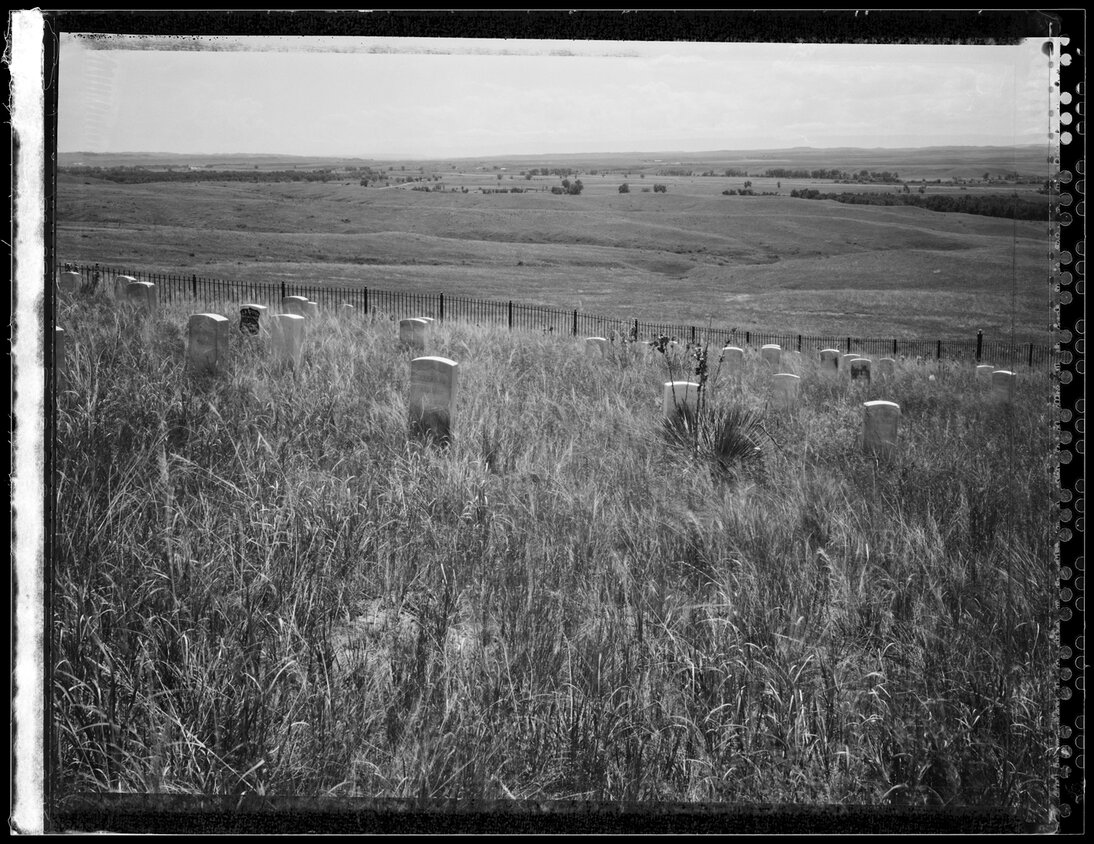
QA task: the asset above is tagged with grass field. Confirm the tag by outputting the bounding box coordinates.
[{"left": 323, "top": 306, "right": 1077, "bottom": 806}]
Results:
[
  {"left": 57, "top": 162, "right": 1053, "bottom": 343},
  {"left": 53, "top": 291, "right": 1057, "bottom": 816}
]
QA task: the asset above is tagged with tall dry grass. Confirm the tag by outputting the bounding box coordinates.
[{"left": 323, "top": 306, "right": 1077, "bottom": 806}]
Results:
[{"left": 52, "top": 293, "right": 1057, "bottom": 816}]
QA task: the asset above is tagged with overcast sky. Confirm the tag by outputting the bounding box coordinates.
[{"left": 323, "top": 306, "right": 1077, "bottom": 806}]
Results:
[{"left": 58, "top": 34, "right": 1055, "bottom": 158}]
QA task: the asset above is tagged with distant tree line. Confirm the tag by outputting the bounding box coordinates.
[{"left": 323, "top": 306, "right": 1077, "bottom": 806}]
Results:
[
  {"left": 524, "top": 167, "right": 577, "bottom": 177},
  {"left": 788, "top": 188, "right": 1048, "bottom": 220},
  {"left": 61, "top": 165, "right": 384, "bottom": 184},
  {"left": 764, "top": 168, "right": 902, "bottom": 182}
]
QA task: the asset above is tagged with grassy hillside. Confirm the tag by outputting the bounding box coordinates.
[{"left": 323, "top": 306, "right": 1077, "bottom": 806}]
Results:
[
  {"left": 57, "top": 175, "right": 1051, "bottom": 342},
  {"left": 53, "top": 291, "right": 1056, "bottom": 815}
]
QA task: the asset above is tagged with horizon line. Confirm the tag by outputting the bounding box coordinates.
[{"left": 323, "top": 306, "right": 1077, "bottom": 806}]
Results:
[{"left": 59, "top": 142, "right": 1051, "bottom": 161}]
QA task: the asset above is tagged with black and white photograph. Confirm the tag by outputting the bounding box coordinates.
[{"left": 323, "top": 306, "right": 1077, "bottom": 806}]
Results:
[{"left": 11, "top": 9, "right": 1083, "bottom": 834}]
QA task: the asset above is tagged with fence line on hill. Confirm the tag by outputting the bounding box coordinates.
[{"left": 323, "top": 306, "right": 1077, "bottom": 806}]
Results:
[{"left": 59, "top": 261, "right": 1061, "bottom": 369}]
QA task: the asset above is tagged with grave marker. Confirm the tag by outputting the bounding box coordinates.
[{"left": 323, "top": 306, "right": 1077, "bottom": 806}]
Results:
[
  {"left": 663, "top": 381, "right": 700, "bottom": 424},
  {"left": 410, "top": 356, "right": 459, "bottom": 444},
  {"left": 863, "top": 400, "right": 901, "bottom": 460},
  {"left": 239, "top": 303, "right": 268, "bottom": 335},
  {"left": 771, "top": 373, "right": 801, "bottom": 411},
  {"left": 273, "top": 313, "right": 305, "bottom": 367},
  {"left": 976, "top": 364, "right": 994, "bottom": 382},
  {"left": 761, "top": 344, "right": 782, "bottom": 366},
  {"left": 585, "top": 337, "right": 609, "bottom": 358},
  {"left": 819, "top": 348, "right": 840, "bottom": 377},
  {"left": 991, "top": 370, "right": 1016, "bottom": 405},
  {"left": 303, "top": 301, "right": 320, "bottom": 318},
  {"left": 840, "top": 353, "right": 858, "bottom": 374},
  {"left": 585, "top": 337, "right": 610, "bottom": 358},
  {"left": 126, "top": 280, "right": 158, "bottom": 313},
  {"left": 400, "top": 317, "right": 430, "bottom": 350},
  {"left": 850, "top": 358, "right": 871, "bottom": 382},
  {"left": 282, "top": 295, "right": 309, "bottom": 316},
  {"left": 187, "top": 313, "right": 231, "bottom": 374},
  {"left": 722, "top": 345, "right": 745, "bottom": 374},
  {"left": 878, "top": 357, "right": 896, "bottom": 379},
  {"left": 114, "top": 274, "right": 138, "bottom": 298}
]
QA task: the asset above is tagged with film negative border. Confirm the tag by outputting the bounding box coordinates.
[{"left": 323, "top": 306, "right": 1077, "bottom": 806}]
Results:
[{"left": 1052, "top": 12, "right": 1084, "bottom": 836}]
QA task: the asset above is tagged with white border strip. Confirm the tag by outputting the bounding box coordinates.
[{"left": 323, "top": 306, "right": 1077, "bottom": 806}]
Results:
[{"left": 11, "top": 8, "right": 46, "bottom": 836}]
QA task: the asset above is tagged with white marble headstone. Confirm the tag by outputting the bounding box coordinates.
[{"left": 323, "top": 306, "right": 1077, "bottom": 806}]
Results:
[
  {"left": 976, "top": 364, "right": 995, "bottom": 382},
  {"left": 400, "top": 318, "right": 430, "bottom": 350},
  {"left": 722, "top": 346, "right": 745, "bottom": 374},
  {"left": 819, "top": 349, "right": 841, "bottom": 377},
  {"left": 282, "top": 295, "right": 309, "bottom": 316},
  {"left": 188, "top": 313, "right": 231, "bottom": 374},
  {"left": 771, "top": 373, "right": 801, "bottom": 411},
  {"left": 663, "top": 381, "right": 700, "bottom": 423},
  {"left": 991, "top": 370, "right": 1016, "bottom": 404},
  {"left": 850, "top": 358, "right": 871, "bottom": 382},
  {"left": 126, "top": 281, "right": 158, "bottom": 313},
  {"left": 863, "top": 400, "right": 901, "bottom": 460},
  {"left": 761, "top": 344, "right": 782, "bottom": 367},
  {"left": 273, "top": 313, "right": 305, "bottom": 367},
  {"left": 410, "top": 356, "right": 459, "bottom": 443},
  {"left": 114, "top": 274, "right": 138, "bottom": 298},
  {"left": 878, "top": 357, "right": 896, "bottom": 379}
]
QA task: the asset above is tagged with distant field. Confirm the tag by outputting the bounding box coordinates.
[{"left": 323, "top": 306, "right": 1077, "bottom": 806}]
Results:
[{"left": 57, "top": 164, "right": 1053, "bottom": 343}]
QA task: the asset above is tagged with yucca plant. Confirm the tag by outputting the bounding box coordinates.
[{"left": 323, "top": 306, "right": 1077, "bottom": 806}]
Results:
[{"left": 661, "top": 403, "right": 766, "bottom": 482}]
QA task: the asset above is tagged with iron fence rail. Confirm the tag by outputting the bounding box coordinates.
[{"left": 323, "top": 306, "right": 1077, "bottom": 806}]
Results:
[{"left": 60, "top": 262, "right": 1061, "bottom": 369}]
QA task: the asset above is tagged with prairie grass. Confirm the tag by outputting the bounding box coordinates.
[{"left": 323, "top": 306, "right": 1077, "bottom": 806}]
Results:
[{"left": 53, "top": 292, "right": 1058, "bottom": 816}]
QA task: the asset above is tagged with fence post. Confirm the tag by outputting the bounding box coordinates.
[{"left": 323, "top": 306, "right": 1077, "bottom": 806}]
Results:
[
  {"left": 975, "top": 329, "right": 983, "bottom": 363},
  {"left": 633, "top": 318, "right": 638, "bottom": 341},
  {"left": 364, "top": 287, "right": 369, "bottom": 315},
  {"left": 508, "top": 300, "right": 513, "bottom": 331},
  {"left": 745, "top": 331, "right": 750, "bottom": 346},
  {"left": 893, "top": 338, "right": 897, "bottom": 356},
  {"left": 192, "top": 274, "right": 198, "bottom": 297},
  {"left": 573, "top": 309, "right": 577, "bottom": 336},
  {"left": 1028, "top": 343, "right": 1034, "bottom": 368},
  {"left": 937, "top": 339, "right": 942, "bottom": 361},
  {"left": 797, "top": 334, "right": 802, "bottom": 352},
  {"left": 439, "top": 293, "right": 444, "bottom": 322},
  {"left": 846, "top": 336, "right": 852, "bottom": 353}
]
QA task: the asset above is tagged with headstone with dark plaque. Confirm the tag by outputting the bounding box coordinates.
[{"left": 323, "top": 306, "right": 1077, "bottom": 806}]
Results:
[{"left": 240, "top": 303, "right": 267, "bottom": 335}]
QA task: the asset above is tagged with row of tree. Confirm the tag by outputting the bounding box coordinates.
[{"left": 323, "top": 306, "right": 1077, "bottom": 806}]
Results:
[
  {"left": 788, "top": 188, "right": 1049, "bottom": 220},
  {"left": 62, "top": 166, "right": 380, "bottom": 184},
  {"left": 763, "top": 168, "right": 902, "bottom": 182}
]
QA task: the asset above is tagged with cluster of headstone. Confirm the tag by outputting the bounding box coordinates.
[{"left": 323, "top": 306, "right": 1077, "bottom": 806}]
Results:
[
  {"left": 55, "top": 269, "right": 1019, "bottom": 454},
  {"left": 710, "top": 343, "right": 911, "bottom": 458}
]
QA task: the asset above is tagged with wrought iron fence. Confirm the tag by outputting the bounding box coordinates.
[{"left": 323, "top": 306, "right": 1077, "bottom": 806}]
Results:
[{"left": 59, "top": 261, "right": 1062, "bottom": 369}]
